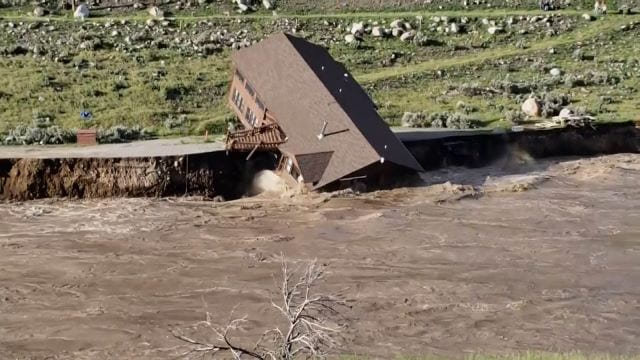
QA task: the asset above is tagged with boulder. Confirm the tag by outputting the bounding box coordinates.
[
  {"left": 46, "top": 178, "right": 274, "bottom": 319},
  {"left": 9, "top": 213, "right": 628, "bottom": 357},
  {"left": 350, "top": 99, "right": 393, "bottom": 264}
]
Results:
[
  {"left": 371, "top": 26, "right": 384, "bottom": 37},
  {"left": 74, "top": 4, "right": 89, "bottom": 19},
  {"left": 550, "top": 68, "right": 562, "bottom": 77},
  {"left": 559, "top": 108, "right": 573, "bottom": 119},
  {"left": 450, "top": 23, "right": 460, "bottom": 34},
  {"left": 350, "top": 22, "right": 364, "bottom": 36},
  {"left": 391, "top": 27, "right": 404, "bottom": 37},
  {"left": 400, "top": 30, "right": 416, "bottom": 42},
  {"left": 148, "top": 6, "right": 164, "bottom": 18},
  {"left": 236, "top": 0, "right": 251, "bottom": 12},
  {"left": 582, "top": 13, "right": 595, "bottom": 21},
  {"left": 618, "top": 5, "right": 632, "bottom": 14},
  {"left": 390, "top": 19, "right": 403, "bottom": 29},
  {"left": 33, "top": 6, "right": 47, "bottom": 17},
  {"left": 487, "top": 26, "right": 503, "bottom": 35},
  {"left": 344, "top": 34, "right": 357, "bottom": 44},
  {"left": 263, "top": 0, "right": 273, "bottom": 9},
  {"left": 521, "top": 98, "right": 542, "bottom": 117}
]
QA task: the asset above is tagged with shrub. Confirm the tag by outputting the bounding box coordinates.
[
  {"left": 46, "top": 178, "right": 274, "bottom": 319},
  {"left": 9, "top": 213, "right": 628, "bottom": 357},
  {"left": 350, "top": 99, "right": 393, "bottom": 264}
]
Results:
[
  {"left": 195, "top": 118, "right": 230, "bottom": 135},
  {"left": 428, "top": 111, "right": 481, "bottom": 129},
  {"left": 97, "top": 125, "right": 153, "bottom": 144},
  {"left": 401, "top": 111, "right": 428, "bottom": 127},
  {"left": 456, "top": 101, "right": 478, "bottom": 114},
  {"left": 504, "top": 110, "right": 526, "bottom": 124},
  {"left": 3, "top": 125, "right": 75, "bottom": 145},
  {"left": 540, "top": 92, "right": 571, "bottom": 117}
]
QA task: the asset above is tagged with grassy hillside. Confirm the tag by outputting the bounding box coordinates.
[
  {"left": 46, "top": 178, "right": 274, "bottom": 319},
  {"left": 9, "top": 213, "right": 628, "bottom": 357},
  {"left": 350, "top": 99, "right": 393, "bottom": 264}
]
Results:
[{"left": 0, "top": 5, "right": 639, "bottom": 141}]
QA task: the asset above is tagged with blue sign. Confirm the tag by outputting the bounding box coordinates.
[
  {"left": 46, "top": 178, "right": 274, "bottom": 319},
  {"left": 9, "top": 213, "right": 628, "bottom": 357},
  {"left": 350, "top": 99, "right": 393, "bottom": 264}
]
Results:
[{"left": 80, "top": 111, "right": 93, "bottom": 121}]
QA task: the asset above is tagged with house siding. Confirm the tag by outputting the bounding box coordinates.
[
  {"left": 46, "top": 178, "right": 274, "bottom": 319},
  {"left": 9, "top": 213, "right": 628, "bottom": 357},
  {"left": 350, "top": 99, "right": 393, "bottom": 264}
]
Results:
[{"left": 228, "top": 68, "right": 269, "bottom": 129}]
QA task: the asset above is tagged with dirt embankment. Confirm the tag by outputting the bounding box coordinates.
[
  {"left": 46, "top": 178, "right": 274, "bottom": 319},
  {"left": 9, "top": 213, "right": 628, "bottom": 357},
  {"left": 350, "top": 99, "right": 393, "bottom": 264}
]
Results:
[
  {"left": 405, "top": 123, "right": 640, "bottom": 170},
  {"left": 0, "top": 123, "right": 637, "bottom": 201},
  {"left": 0, "top": 152, "right": 276, "bottom": 201}
]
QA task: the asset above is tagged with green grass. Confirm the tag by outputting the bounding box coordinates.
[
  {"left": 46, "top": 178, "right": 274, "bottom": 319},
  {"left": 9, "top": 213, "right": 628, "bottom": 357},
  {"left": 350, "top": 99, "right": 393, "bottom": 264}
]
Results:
[
  {"left": 1, "top": 10, "right": 639, "bottom": 136},
  {"left": 356, "top": 15, "right": 638, "bottom": 83}
]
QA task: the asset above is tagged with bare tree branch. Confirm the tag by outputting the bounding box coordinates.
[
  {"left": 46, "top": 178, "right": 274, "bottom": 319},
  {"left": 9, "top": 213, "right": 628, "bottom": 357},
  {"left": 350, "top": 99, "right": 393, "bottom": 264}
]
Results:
[{"left": 172, "top": 254, "right": 348, "bottom": 359}]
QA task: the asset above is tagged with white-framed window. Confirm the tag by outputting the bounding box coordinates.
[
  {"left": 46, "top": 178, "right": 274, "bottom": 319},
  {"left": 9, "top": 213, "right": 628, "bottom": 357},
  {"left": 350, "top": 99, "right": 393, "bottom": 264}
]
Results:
[
  {"left": 245, "top": 107, "right": 258, "bottom": 127},
  {"left": 232, "top": 88, "right": 245, "bottom": 112}
]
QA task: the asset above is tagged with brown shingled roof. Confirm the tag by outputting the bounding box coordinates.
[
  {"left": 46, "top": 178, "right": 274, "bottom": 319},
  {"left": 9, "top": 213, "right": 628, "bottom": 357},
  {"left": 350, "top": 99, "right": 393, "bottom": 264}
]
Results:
[
  {"left": 231, "top": 33, "right": 423, "bottom": 188},
  {"left": 296, "top": 151, "right": 334, "bottom": 185}
]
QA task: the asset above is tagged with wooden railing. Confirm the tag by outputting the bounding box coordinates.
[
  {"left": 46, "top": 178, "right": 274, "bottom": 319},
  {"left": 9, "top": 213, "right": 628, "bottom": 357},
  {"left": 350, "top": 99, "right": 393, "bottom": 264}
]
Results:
[{"left": 225, "top": 123, "right": 286, "bottom": 152}]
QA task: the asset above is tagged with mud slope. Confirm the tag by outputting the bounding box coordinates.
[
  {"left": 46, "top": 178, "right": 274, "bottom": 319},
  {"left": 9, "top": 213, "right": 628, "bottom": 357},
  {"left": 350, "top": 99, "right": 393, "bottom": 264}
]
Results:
[{"left": 1, "top": 153, "right": 639, "bottom": 359}]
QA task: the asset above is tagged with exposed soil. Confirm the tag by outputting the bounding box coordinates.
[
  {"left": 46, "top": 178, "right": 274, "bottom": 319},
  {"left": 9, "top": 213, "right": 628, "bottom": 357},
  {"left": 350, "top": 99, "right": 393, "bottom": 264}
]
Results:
[
  {"left": 1, "top": 123, "right": 637, "bottom": 201},
  {"left": 0, "top": 152, "right": 277, "bottom": 201},
  {"left": 1, "top": 153, "right": 639, "bottom": 359}
]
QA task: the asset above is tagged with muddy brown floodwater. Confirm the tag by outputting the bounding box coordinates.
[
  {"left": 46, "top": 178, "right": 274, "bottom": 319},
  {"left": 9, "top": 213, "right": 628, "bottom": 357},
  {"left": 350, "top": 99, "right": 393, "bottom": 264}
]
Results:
[{"left": 1, "top": 153, "right": 639, "bottom": 359}]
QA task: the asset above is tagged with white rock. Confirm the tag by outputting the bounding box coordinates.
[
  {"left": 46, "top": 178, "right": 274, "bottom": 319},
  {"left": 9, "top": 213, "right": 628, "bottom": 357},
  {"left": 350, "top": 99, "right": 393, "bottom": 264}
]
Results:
[
  {"left": 262, "top": 0, "right": 273, "bottom": 9},
  {"left": 148, "top": 6, "right": 164, "bottom": 18},
  {"left": 236, "top": 0, "right": 250, "bottom": 12},
  {"left": 74, "top": 4, "right": 90, "bottom": 19},
  {"left": 450, "top": 23, "right": 460, "bottom": 34},
  {"left": 559, "top": 108, "right": 573, "bottom": 119},
  {"left": 550, "top": 68, "right": 562, "bottom": 77},
  {"left": 481, "top": 18, "right": 490, "bottom": 25},
  {"left": 521, "top": 98, "right": 542, "bottom": 117},
  {"left": 487, "top": 26, "right": 503, "bottom": 35},
  {"left": 582, "top": 13, "right": 595, "bottom": 20},
  {"left": 400, "top": 30, "right": 416, "bottom": 42},
  {"left": 344, "top": 34, "right": 357, "bottom": 44},
  {"left": 371, "top": 26, "right": 384, "bottom": 37},
  {"left": 390, "top": 19, "right": 403, "bottom": 28},
  {"left": 33, "top": 6, "right": 46, "bottom": 17},
  {"left": 350, "top": 22, "right": 365, "bottom": 35},
  {"left": 391, "top": 27, "right": 404, "bottom": 37}
]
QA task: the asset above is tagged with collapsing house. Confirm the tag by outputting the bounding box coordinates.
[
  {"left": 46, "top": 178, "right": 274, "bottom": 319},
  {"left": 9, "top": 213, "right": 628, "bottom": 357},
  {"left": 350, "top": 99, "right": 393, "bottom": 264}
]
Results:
[{"left": 225, "top": 33, "right": 424, "bottom": 190}]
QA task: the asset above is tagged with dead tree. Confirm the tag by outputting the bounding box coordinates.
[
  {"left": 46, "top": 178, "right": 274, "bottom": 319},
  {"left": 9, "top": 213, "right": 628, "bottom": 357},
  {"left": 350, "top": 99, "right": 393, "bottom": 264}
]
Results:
[{"left": 172, "top": 257, "right": 349, "bottom": 359}]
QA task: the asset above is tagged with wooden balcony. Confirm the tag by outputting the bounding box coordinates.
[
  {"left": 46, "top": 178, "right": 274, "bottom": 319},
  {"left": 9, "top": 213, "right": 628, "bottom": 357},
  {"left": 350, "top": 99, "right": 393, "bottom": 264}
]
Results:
[{"left": 225, "top": 123, "right": 286, "bottom": 152}]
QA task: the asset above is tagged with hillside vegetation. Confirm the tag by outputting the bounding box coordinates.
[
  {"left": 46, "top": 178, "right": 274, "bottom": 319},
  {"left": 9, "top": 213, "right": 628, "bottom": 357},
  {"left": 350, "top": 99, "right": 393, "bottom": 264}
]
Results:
[{"left": 0, "top": 1, "right": 639, "bottom": 142}]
